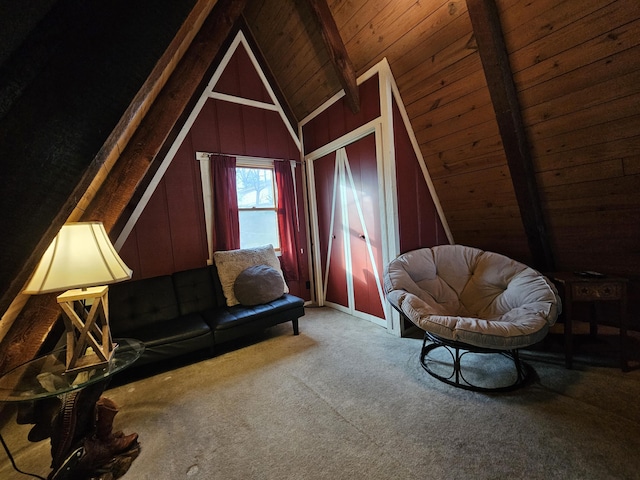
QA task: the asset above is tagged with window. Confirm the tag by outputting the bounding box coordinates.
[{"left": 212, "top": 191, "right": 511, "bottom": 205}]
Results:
[{"left": 236, "top": 164, "right": 279, "bottom": 249}]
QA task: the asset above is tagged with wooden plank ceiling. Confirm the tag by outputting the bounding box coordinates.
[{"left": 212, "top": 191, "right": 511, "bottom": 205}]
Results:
[
  {"left": 245, "top": 0, "right": 640, "bottom": 277},
  {"left": 0, "top": 0, "right": 639, "bottom": 365}
]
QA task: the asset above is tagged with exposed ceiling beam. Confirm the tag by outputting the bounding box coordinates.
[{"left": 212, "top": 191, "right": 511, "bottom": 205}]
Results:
[
  {"left": 0, "top": 0, "right": 218, "bottom": 321},
  {"left": 305, "top": 0, "right": 360, "bottom": 113},
  {"left": 466, "top": 0, "right": 555, "bottom": 272},
  {"left": 0, "top": 0, "right": 248, "bottom": 374},
  {"left": 0, "top": 1, "right": 213, "bottom": 321}
]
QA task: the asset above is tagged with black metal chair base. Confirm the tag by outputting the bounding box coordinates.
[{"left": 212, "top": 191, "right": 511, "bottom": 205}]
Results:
[{"left": 420, "top": 332, "right": 534, "bottom": 393}]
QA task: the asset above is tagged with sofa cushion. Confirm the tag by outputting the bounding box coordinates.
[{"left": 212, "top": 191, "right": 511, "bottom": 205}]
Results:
[
  {"left": 209, "top": 264, "right": 227, "bottom": 306},
  {"left": 122, "top": 313, "right": 214, "bottom": 367},
  {"left": 203, "top": 294, "right": 304, "bottom": 331},
  {"left": 173, "top": 266, "right": 219, "bottom": 315},
  {"left": 109, "top": 275, "right": 180, "bottom": 334},
  {"left": 213, "top": 244, "right": 288, "bottom": 307},
  {"left": 121, "top": 313, "right": 212, "bottom": 346},
  {"left": 234, "top": 264, "right": 285, "bottom": 306}
]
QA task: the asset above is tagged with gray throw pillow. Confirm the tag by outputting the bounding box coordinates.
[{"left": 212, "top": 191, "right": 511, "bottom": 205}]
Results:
[
  {"left": 234, "top": 264, "right": 285, "bottom": 306},
  {"left": 214, "top": 245, "right": 288, "bottom": 307}
]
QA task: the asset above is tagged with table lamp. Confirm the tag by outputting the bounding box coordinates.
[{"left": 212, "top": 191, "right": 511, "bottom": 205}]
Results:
[{"left": 23, "top": 222, "right": 132, "bottom": 373}]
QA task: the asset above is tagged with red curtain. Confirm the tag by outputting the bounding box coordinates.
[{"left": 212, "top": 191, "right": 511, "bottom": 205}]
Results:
[
  {"left": 211, "top": 155, "right": 240, "bottom": 251},
  {"left": 275, "top": 160, "right": 301, "bottom": 281}
]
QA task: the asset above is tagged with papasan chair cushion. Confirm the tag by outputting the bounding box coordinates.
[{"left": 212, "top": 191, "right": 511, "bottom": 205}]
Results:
[{"left": 384, "top": 245, "right": 560, "bottom": 351}]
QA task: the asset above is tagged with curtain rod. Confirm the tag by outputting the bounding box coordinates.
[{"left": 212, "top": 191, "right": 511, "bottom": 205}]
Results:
[{"left": 198, "top": 151, "right": 301, "bottom": 164}]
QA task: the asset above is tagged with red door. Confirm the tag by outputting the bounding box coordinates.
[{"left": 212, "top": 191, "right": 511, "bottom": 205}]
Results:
[
  {"left": 312, "top": 132, "right": 385, "bottom": 321},
  {"left": 344, "top": 135, "right": 385, "bottom": 319},
  {"left": 313, "top": 151, "right": 349, "bottom": 309}
]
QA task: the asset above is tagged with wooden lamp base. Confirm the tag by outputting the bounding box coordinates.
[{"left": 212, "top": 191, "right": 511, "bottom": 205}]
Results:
[{"left": 56, "top": 285, "right": 114, "bottom": 374}]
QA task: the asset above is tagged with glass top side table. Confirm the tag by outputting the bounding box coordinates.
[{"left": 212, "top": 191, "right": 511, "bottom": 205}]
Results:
[
  {"left": 0, "top": 338, "right": 144, "bottom": 479},
  {"left": 0, "top": 338, "right": 144, "bottom": 403}
]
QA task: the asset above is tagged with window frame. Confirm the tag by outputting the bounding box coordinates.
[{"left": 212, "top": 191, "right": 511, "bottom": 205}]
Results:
[{"left": 235, "top": 157, "right": 280, "bottom": 251}]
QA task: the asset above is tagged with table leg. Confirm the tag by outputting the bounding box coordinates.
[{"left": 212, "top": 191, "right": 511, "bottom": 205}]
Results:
[
  {"left": 589, "top": 303, "right": 598, "bottom": 336},
  {"left": 620, "top": 293, "right": 628, "bottom": 372},
  {"left": 564, "top": 299, "right": 573, "bottom": 369}
]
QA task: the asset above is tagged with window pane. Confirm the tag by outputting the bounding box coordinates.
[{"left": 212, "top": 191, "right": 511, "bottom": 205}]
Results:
[
  {"left": 238, "top": 210, "right": 279, "bottom": 249},
  {"left": 236, "top": 167, "right": 275, "bottom": 208}
]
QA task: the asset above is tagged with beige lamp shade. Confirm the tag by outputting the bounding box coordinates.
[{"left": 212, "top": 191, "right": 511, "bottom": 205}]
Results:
[{"left": 23, "top": 222, "right": 132, "bottom": 294}]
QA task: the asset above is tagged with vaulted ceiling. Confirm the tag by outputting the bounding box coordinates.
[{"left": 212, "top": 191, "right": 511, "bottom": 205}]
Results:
[{"left": 1, "top": 0, "right": 639, "bottom": 365}]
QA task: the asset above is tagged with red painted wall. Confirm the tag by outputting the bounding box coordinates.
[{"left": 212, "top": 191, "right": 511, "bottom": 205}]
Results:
[
  {"left": 303, "top": 71, "right": 449, "bottom": 319},
  {"left": 393, "top": 99, "right": 448, "bottom": 253},
  {"left": 118, "top": 139, "right": 208, "bottom": 280},
  {"left": 214, "top": 40, "right": 271, "bottom": 103},
  {"left": 303, "top": 73, "right": 448, "bottom": 258},
  {"left": 189, "top": 99, "right": 300, "bottom": 160},
  {"left": 302, "top": 75, "right": 380, "bottom": 155}
]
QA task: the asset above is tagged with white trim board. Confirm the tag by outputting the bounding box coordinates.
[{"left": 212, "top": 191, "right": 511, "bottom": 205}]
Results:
[{"left": 382, "top": 58, "right": 453, "bottom": 245}]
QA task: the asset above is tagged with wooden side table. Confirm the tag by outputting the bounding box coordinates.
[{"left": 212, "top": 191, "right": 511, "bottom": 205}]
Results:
[{"left": 551, "top": 272, "right": 629, "bottom": 371}]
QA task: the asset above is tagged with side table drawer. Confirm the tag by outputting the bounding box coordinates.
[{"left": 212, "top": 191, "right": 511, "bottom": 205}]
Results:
[{"left": 571, "top": 282, "right": 623, "bottom": 301}]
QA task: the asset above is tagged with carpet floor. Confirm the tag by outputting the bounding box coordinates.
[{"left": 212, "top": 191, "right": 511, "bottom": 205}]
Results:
[{"left": 2, "top": 306, "right": 640, "bottom": 479}]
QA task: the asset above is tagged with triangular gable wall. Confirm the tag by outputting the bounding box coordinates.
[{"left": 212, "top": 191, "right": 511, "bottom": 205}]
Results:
[
  {"left": 385, "top": 69, "right": 452, "bottom": 252},
  {"left": 363, "top": 58, "right": 453, "bottom": 251},
  {"left": 115, "top": 30, "right": 302, "bottom": 280},
  {"left": 301, "top": 58, "right": 452, "bottom": 335},
  {"left": 301, "top": 58, "right": 452, "bottom": 255},
  {"left": 213, "top": 39, "right": 273, "bottom": 104}
]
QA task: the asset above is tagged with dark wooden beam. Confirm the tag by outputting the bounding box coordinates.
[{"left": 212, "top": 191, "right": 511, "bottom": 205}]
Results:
[
  {"left": 466, "top": 0, "right": 555, "bottom": 271},
  {"left": 305, "top": 0, "right": 360, "bottom": 113},
  {"left": 0, "top": 0, "right": 217, "bottom": 319},
  {"left": 0, "top": 1, "right": 212, "bottom": 320},
  {"left": 0, "top": 0, "right": 247, "bottom": 375}
]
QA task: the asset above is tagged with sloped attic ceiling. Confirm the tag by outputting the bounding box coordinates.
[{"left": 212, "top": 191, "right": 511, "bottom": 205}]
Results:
[
  {"left": 246, "top": 0, "right": 640, "bottom": 283},
  {"left": 246, "top": 0, "right": 640, "bottom": 272},
  {"left": 1, "top": 0, "right": 639, "bottom": 347}
]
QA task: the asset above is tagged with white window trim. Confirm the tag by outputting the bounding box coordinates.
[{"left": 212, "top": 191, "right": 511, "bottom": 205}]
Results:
[{"left": 197, "top": 153, "right": 297, "bottom": 264}]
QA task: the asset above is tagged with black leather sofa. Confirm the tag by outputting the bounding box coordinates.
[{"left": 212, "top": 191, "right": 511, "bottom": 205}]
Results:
[{"left": 108, "top": 264, "right": 305, "bottom": 367}]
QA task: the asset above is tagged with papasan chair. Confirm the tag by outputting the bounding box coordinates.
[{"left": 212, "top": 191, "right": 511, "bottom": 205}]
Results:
[{"left": 384, "top": 245, "right": 561, "bottom": 392}]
